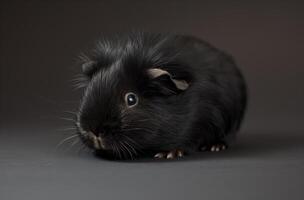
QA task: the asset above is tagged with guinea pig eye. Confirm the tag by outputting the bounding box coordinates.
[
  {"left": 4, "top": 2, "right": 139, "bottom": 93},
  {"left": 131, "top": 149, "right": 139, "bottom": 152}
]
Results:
[{"left": 124, "top": 92, "right": 138, "bottom": 107}]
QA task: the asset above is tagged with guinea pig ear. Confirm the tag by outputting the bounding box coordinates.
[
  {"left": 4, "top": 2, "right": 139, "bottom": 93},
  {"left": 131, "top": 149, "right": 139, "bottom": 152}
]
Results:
[
  {"left": 82, "top": 60, "right": 97, "bottom": 77},
  {"left": 147, "top": 68, "right": 189, "bottom": 91}
]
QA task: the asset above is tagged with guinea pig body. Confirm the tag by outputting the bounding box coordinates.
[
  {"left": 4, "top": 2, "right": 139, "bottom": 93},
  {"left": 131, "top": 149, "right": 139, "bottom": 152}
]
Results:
[{"left": 75, "top": 32, "right": 247, "bottom": 160}]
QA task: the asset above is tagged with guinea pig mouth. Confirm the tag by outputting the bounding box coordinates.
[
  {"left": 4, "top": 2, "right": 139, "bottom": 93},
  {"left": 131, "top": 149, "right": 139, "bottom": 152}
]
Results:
[
  {"left": 76, "top": 122, "right": 140, "bottom": 159},
  {"left": 76, "top": 122, "right": 105, "bottom": 150},
  {"left": 87, "top": 132, "right": 105, "bottom": 150}
]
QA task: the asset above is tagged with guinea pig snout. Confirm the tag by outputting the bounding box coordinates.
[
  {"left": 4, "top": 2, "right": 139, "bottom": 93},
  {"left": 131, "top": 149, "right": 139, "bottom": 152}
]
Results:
[
  {"left": 92, "top": 121, "right": 120, "bottom": 136},
  {"left": 87, "top": 131, "right": 105, "bottom": 150}
]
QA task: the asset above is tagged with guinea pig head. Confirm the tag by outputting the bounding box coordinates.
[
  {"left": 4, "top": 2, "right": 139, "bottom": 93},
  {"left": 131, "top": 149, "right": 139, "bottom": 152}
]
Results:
[{"left": 76, "top": 59, "right": 190, "bottom": 159}]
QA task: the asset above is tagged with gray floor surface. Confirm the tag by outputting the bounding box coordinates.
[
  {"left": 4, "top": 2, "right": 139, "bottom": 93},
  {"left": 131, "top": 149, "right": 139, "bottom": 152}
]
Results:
[{"left": 1, "top": 126, "right": 304, "bottom": 200}]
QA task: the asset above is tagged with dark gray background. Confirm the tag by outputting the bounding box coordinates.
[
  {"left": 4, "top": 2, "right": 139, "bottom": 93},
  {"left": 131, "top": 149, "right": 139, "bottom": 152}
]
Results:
[{"left": 1, "top": 0, "right": 303, "bottom": 200}]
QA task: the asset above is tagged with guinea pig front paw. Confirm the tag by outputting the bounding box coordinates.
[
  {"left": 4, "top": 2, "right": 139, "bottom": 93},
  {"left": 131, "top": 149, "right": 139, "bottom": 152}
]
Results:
[{"left": 154, "top": 149, "right": 184, "bottom": 159}]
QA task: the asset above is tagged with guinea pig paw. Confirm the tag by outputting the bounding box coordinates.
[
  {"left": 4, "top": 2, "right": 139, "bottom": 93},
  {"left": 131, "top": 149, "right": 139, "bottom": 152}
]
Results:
[
  {"left": 200, "top": 143, "right": 227, "bottom": 152},
  {"left": 209, "top": 144, "right": 227, "bottom": 152},
  {"left": 154, "top": 150, "right": 184, "bottom": 159}
]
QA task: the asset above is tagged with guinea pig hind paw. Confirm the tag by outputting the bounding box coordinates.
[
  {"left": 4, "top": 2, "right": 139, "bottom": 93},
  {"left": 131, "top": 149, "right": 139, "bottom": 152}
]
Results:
[
  {"left": 154, "top": 150, "right": 184, "bottom": 159},
  {"left": 200, "top": 143, "right": 227, "bottom": 152},
  {"left": 210, "top": 144, "right": 227, "bottom": 152}
]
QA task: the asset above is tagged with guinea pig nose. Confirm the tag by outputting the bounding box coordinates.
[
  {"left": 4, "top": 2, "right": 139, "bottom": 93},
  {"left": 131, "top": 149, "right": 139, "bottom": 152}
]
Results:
[
  {"left": 93, "top": 122, "right": 119, "bottom": 135},
  {"left": 93, "top": 124, "right": 110, "bottom": 136},
  {"left": 91, "top": 126, "right": 104, "bottom": 136}
]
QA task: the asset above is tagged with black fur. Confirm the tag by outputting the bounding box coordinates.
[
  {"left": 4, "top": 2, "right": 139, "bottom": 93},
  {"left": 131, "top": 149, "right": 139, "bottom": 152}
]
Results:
[{"left": 75, "top": 31, "right": 247, "bottom": 159}]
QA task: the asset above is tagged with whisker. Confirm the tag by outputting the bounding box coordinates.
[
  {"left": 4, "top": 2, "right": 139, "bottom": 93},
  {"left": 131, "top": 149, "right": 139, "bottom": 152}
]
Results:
[
  {"left": 63, "top": 110, "right": 78, "bottom": 116},
  {"left": 56, "top": 127, "right": 77, "bottom": 132},
  {"left": 120, "top": 141, "right": 133, "bottom": 160},
  {"left": 117, "top": 142, "right": 126, "bottom": 159},
  {"left": 56, "top": 134, "right": 79, "bottom": 149},
  {"left": 118, "top": 142, "right": 127, "bottom": 159},
  {"left": 123, "top": 140, "right": 137, "bottom": 157},
  {"left": 124, "top": 136, "right": 144, "bottom": 153},
  {"left": 59, "top": 117, "right": 76, "bottom": 122},
  {"left": 70, "top": 138, "right": 80, "bottom": 149},
  {"left": 115, "top": 143, "right": 122, "bottom": 159}
]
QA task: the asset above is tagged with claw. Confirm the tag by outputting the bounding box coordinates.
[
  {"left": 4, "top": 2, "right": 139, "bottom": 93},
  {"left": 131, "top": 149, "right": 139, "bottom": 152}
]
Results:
[
  {"left": 177, "top": 150, "right": 184, "bottom": 157},
  {"left": 154, "top": 153, "right": 165, "bottom": 158},
  {"left": 154, "top": 149, "right": 184, "bottom": 159},
  {"left": 200, "top": 143, "right": 227, "bottom": 152},
  {"left": 166, "top": 152, "right": 175, "bottom": 159}
]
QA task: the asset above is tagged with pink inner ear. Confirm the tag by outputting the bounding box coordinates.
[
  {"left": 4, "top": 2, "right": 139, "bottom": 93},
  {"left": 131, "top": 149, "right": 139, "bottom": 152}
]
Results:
[
  {"left": 147, "top": 68, "right": 189, "bottom": 90},
  {"left": 147, "top": 68, "right": 170, "bottom": 78}
]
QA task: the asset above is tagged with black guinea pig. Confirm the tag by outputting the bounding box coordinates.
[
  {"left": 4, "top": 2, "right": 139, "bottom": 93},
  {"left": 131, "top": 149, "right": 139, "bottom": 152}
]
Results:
[{"left": 74, "top": 31, "right": 247, "bottom": 160}]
